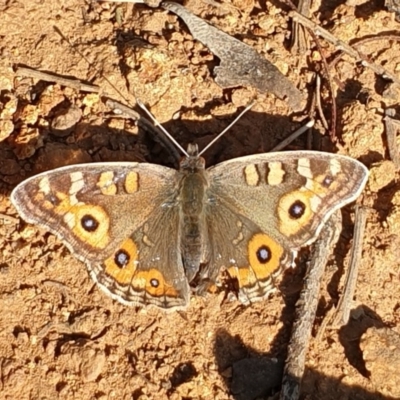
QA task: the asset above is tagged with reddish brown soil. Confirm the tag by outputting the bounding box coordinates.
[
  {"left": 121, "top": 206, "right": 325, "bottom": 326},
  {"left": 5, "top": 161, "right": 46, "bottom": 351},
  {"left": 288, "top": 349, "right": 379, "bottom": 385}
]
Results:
[{"left": 1, "top": 1, "right": 400, "bottom": 399}]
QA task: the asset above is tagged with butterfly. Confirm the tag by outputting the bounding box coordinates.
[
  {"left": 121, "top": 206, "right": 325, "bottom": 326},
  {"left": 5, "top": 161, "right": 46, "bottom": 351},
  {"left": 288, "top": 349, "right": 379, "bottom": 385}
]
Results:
[{"left": 11, "top": 139, "right": 368, "bottom": 310}]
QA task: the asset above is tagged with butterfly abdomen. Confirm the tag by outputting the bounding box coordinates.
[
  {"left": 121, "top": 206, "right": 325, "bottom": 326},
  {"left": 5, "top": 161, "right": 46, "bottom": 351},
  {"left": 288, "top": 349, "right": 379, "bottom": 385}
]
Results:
[{"left": 179, "top": 168, "right": 210, "bottom": 282}]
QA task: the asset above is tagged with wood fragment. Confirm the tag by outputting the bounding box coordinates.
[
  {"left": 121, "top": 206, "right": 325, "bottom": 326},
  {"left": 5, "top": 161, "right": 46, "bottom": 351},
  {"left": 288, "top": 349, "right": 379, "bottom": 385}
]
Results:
[
  {"left": 290, "top": 0, "right": 312, "bottom": 54},
  {"left": 315, "top": 74, "right": 329, "bottom": 131},
  {"left": 162, "top": 1, "right": 304, "bottom": 111},
  {"left": 280, "top": 211, "right": 342, "bottom": 400},
  {"left": 14, "top": 66, "right": 100, "bottom": 93},
  {"left": 331, "top": 206, "right": 367, "bottom": 327},
  {"left": 384, "top": 109, "right": 400, "bottom": 169}
]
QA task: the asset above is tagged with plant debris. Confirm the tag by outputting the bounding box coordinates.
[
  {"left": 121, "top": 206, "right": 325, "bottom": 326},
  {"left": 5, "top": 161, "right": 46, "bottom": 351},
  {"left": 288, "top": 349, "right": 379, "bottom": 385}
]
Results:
[{"left": 162, "top": 2, "right": 304, "bottom": 111}]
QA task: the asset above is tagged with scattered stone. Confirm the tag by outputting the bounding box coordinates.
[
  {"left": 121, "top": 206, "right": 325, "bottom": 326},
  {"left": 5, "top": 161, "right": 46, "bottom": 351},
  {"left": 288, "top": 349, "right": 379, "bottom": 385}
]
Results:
[
  {"left": 80, "top": 347, "right": 106, "bottom": 382},
  {"left": 51, "top": 105, "right": 82, "bottom": 137},
  {"left": 368, "top": 160, "right": 396, "bottom": 192},
  {"left": 59, "top": 342, "right": 106, "bottom": 383}
]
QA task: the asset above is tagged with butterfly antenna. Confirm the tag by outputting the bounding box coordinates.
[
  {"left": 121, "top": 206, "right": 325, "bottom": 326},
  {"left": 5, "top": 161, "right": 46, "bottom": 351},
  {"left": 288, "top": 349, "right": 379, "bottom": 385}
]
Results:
[
  {"left": 136, "top": 99, "right": 189, "bottom": 157},
  {"left": 198, "top": 100, "right": 255, "bottom": 156}
]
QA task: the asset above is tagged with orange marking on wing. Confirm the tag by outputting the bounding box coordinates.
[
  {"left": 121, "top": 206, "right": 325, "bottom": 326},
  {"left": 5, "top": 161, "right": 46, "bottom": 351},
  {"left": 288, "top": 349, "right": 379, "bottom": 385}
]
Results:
[
  {"left": 54, "top": 191, "right": 110, "bottom": 248},
  {"left": 132, "top": 269, "right": 178, "bottom": 297},
  {"left": 228, "top": 233, "right": 283, "bottom": 288},
  {"left": 124, "top": 171, "right": 139, "bottom": 194},
  {"left": 248, "top": 233, "right": 283, "bottom": 280},
  {"left": 104, "top": 238, "right": 138, "bottom": 285},
  {"left": 97, "top": 171, "right": 117, "bottom": 195},
  {"left": 277, "top": 190, "right": 314, "bottom": 236}
]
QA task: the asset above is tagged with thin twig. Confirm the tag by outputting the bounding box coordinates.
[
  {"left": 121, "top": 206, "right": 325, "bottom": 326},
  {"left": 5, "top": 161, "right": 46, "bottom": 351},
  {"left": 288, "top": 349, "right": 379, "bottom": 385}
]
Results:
[
  {"left": 306, "top": 77, "right": 318, "bottom": 150},
  {"left": 330, "top": 35, "right": 400, "bottom": 71},
  {"left": 331, "top": 206, "right": 367, "bottom": 327},
  {"left": 14, "top": 66, "right": 100, "bottom": 93},
  {"left": 289, "top": 11, "right": 400, "bottom": 86},
  {"left": 308, "top": 30, "right": 337, "bottom": 140},
  {"left": 290, "top": 0, "right": 312, "bottom": 54},
  {"left": 284, "top": 2, "right": 337, "bottom": 140},
  {"left": 315, "top": 74, "right": 329, "bottom": 131},
  {"left": 384, "top": 109, "right": 400, "bottom": 169},
  {"left": 352, "top": 34, "right": 400, "bottom": 47},
  {"left": 52, "top": 26, "right": 134, "bottom": 103}
]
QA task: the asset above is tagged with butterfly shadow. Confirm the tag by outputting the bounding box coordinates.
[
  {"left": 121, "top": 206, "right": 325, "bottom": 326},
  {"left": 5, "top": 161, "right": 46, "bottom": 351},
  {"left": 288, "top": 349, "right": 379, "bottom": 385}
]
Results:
[
  {"left": 212, "top": 306, "right": 395, "bottom": 400},
  {"left": 1, "top": 95, "right": 335, "bottom": 193}
]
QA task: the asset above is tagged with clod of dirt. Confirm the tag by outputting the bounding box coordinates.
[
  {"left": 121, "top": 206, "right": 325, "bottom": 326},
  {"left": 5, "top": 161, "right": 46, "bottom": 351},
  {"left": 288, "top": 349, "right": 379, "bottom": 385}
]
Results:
[
  {"left": 0, "top": 93, "right": 17, "bottom": 142},
  {"left": 143, "top": 0, "right": 163, "bottom": 7},
  {"left": 51, "top": 105, "right": 83, "bottom": 137},
  {"left": 0, "top": 119, "right": 14, "bottom": 141},
  {"left": 368, "top": 160, "right": 396, "bottom": 192},
  {"left": 59, "top": 342, "right": 106, "bottom": 383},
  {"left": 386, "top": 0, "right": 400, "bottom": 21},
  {"left": 360, "top": 326, "right": 400, "bottom": 397},
  {"left": 231, "top": 357, "right": 284, "bottom": 400},
  {"left": 13, "top": 127, "right": 42, "bottom": 160},
  {"left": 0, "top": 158, "right": 20, "bottom": 176},
  {"left": 80, "top": 348, "right": 106, "bottom": 382}
]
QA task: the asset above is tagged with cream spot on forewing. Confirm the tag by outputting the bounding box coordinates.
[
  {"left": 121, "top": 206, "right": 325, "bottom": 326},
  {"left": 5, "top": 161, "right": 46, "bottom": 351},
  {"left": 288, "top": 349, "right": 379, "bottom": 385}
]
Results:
[
  {"left": 68, "top": 172, "right": 85, "bottom": 205},
  {"left": 305, "top": 178, "right": 314, "bottom": 191},
  {"left": 267, "top": 161, "right": 285, "bottom": 185},
  {"left": 244, "top": 164, "right": 259, "bottom": 186},
  {"left": 69, "top": 172, "right": 84, "bottom": 195},
  {"left": 64, "top": 212, "right": 76, "bottom": 228},
  {"left": 70, "top": 171, "right": 84, "bottom": 182},
  {"left": 297, "top": 158, "right": 313, "bottom": 179},
  {"left": 330, "top": 158, "right": 341, "bottom": 176},
  {"left": 310, "top": 195, "right": 322, "bottom": 212},
  {"left": 39, "top": 176, "right": 51, "bottom": 195}
]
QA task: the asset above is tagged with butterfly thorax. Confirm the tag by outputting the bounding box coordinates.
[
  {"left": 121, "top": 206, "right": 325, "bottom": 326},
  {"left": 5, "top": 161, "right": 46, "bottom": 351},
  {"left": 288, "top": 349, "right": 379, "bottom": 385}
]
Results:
[{"left": 178, "top": 150, "right": 210, "bottom": 282}]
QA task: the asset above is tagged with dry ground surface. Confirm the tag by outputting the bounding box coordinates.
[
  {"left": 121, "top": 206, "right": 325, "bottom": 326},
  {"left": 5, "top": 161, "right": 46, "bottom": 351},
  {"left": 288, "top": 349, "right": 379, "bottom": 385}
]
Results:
[{"left": 1, "top": 0, "right": 400, "bottom": 399}]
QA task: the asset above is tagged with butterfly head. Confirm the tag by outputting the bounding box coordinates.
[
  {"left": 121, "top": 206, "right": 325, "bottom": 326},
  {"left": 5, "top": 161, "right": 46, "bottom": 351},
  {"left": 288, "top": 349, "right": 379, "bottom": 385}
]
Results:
[{"left": 179, "top": 143, "right": 206, "bottom": 172}]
